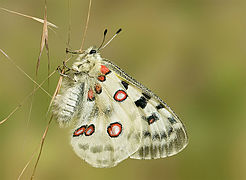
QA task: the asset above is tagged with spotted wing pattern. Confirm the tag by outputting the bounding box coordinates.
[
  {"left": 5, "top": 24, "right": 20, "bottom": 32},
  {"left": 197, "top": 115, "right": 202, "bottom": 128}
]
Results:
[
  {"left": 102, "top": 59, "right": 188, "bottom": 160},
  {"left": 53, "top": 52, "right": 188, "bottom": 168},
  {"left": 69, "top": 69, "right": 143, "bottom": 168}
]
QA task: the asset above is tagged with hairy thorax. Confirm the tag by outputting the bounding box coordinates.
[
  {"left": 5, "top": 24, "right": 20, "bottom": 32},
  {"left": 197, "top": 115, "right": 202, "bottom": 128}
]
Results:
[{"left": 72, "top": 47, "right": 103, "bottom": 81}]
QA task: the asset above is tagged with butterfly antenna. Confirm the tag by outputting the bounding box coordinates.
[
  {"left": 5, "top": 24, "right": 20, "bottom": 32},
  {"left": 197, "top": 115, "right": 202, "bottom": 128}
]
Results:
[
  {"left": 67, "top": 0, "right": 72, "bottom": 47},
  {"left": 98, "top": 29, "right": 108, "bottom": 50},
  {"left": 79, "top": 0, "right": 92, "bottom": 52},
  {"left": 101, "top": 28, "right": 122, "bottom": 50}
]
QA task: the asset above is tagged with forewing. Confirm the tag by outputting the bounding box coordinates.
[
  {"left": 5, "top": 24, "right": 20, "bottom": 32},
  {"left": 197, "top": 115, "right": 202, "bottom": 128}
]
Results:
[
  {"left": 70, "top": 70, "right": 142, "bottom": 168},
  {"left": 102, "top": 59, "right": 188, "bottom": 159}
]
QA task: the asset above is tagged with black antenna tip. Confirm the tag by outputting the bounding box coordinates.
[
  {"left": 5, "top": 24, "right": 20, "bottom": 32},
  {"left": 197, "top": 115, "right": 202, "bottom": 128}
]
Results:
[
  {"left": 116, "top": 28, "right": 122, "bottom": 34},
  {"left": 104, "top": 29, "right": 108, "bottom": 35}
]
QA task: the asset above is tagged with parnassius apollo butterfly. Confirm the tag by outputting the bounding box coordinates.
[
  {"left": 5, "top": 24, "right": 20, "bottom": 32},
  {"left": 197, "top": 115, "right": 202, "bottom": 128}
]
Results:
[{"left": 52, "top": 41, "right": 188, "bottom": 168}]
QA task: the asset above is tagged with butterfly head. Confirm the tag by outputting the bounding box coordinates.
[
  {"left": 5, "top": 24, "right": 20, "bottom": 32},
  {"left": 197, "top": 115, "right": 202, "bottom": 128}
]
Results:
[{"left": 72, "top": 46, "right": 102, "bottom": 73}]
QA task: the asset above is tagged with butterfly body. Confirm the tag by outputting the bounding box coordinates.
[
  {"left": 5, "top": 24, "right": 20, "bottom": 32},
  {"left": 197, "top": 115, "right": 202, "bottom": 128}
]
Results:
[{"left": 52, "top": 47, "right": 188, "bottom": 168}]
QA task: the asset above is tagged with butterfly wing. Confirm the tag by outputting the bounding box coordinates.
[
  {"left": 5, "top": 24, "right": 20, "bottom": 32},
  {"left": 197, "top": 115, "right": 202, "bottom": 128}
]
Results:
[
  {"left": 102, "top": 59, "right": 188, "bottom": 159},
  {"left": 54, "top": 56, "right": 187, "bottom": 168},
  {"left": 70, "top": 71, "right": 143, "bottom": 168}
]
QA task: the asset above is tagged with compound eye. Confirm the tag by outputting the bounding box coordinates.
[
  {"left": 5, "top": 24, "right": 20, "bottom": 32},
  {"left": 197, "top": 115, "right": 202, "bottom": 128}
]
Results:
[{"left": 89, "top": 49, "right": 97, "bottom": 54}]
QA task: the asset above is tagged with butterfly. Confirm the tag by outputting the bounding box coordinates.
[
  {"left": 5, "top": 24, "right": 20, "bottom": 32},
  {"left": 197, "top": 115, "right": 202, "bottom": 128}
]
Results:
[{"left": 52, "top": 40, "right": 188, "bottom": 168}]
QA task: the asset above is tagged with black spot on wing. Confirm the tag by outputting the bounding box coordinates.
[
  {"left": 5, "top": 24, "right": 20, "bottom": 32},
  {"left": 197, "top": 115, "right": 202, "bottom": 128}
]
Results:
[
  {"left": 121, "top": 81, "right": 129, "bottom": 90},
  {"left": 156, "top": 104, "right": 165, "bottom": 110},
  {"left": 135, "top": 96, "right": 147, "bottom": 109},
  {"left": 147, "top": 113, "right": 159, "bottom": 125},
  {"left": 168, "top": 116, "right": 177, "bottom": 124},
  {"left": 142, "top": 92, "right": 151, "bottom": 100}
]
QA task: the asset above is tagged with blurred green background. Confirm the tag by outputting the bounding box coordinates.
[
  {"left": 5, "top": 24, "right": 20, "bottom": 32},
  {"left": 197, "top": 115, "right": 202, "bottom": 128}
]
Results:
[{"left": 0, "top": 0, "right": 246, "bottom": 179}]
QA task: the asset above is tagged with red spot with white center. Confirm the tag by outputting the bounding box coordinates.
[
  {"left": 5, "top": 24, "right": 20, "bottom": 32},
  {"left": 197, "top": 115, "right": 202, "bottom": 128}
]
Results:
[
  {"left": 85, "top": 124, "right": 95, "bottom": 136},
  {"left": 100, "top": 65, "right": 111, "bottom": 75},
  {"left": 107, "top": 122, "right": 122, "bottom": 138},
  {"left": 94, "top": 84, "right": 102, "bottom": 94},
  {"left": 98, "top": 75, "right": 106, "bottom": 82},
  {"left": 73, "top": 125, "right": 86, "bottom": 137},
  {"left": 113, "top": 90, "right": 128, "bottom": 102},
  {"left": 88, "top": 89, "right": 95, "bottom": 101}
]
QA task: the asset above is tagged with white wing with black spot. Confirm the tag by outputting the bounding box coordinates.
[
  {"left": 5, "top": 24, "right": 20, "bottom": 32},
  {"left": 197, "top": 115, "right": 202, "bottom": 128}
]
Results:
[
  {"left": 53, "top": 50, "right": 188, "bottom": 168},
  {"left": 102, "top": 59, "right": 188, "bottom": 160}
]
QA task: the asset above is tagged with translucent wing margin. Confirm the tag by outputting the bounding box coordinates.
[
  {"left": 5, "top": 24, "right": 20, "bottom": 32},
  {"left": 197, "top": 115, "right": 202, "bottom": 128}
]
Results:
[{"left": 102, "top": 59, "right": 188, "bottom": 159}]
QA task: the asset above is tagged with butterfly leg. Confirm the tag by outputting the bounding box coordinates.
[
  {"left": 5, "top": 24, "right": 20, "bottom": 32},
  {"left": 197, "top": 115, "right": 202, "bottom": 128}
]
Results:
[
  {"left": 57, "top": 66, "right": 77, "bottom": 82},
  {"left": 63, "top": 61, "right": 80, "bottom": 74}
]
